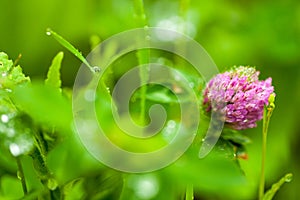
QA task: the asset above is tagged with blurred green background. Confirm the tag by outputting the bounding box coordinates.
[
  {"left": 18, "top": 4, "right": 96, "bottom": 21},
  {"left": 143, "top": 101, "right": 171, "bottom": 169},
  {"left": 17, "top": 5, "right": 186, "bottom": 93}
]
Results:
[{"left": 0, "top": 0, "right": 299, "bottom": 199}]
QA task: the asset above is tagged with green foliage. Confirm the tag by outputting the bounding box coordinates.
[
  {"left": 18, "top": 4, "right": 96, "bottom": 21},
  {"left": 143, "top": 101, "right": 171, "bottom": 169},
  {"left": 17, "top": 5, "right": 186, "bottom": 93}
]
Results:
[
  {"left": 13, "top": 83, "right": 72, "bottom": 131},
  {"left": 263, "top": 173, "right": 293, "bottom": 200},
  {"left": 0, "top": 175, "right": 24, "bottom": 199},
  {"left": 45, "top": 52, "right": 63, "bottom": 90},
  {"left": 0, "top": 53, "right": 34, "bottom": 158},
  {"left": 46, "top": 29, "right": 93, "bottom": 71},
  {"left": 0, "top": 52, "right": 30, "bottom": 89},
  {"left": 0, "top": 0, "right": 297, "bottom": 198},
  {"left": 0, "top": 49, "right": 252, "bottom": 199}
]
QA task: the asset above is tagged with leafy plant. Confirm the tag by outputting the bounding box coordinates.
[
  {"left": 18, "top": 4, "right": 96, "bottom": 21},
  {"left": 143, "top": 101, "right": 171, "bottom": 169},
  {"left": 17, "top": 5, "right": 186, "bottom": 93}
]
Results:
[{"left": 0, "top": 0, "right": 293, "bottom": 199}]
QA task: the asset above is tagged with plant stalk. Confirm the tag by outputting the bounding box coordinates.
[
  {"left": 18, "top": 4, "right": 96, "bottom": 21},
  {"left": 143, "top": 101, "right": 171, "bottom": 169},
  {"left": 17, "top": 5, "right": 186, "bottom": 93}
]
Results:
[
  {"left": 16, "top": 157, "right": 28, "bottom": 195},
  {"left": 186, "top": 184, "right": 194, "bottom": 200},
  {"left": 133, "top": 0, "right": 147, "bottom": 27},
  {"left": 259, "top": 105, "right": 274, "bottom": 200},
  {"left": 179, "top": 1, "right": 193, "bottom": 199},
  {"left": 133, "top": 0, "right": 149, "bottom": 125}
]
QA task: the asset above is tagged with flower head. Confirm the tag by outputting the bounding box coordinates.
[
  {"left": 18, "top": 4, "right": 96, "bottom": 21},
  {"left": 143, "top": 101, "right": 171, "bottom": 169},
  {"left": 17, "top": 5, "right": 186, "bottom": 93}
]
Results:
[{"left": 203, "top": 66, "right": 274, "bottom": 130}]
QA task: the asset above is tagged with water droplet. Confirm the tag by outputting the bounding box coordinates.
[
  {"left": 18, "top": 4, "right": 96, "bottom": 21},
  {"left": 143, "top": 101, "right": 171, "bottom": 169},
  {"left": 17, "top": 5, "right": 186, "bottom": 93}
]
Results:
[
  {"left": 1, "top": 72, "right": 7, "bottom": 77},
  {"left": 8, "top": 131, "right": 34, "bottom": 157},
  {"left": 17, "top": 171, "right": 22, "bottom": 180},
  {"left": 46, "top": 28, "right": 52, "bottom": 36},
  {"left": 9, "top": 143, "right": 21, "bottom": 157},
  {"left": 189, "top": 82, "right": 194, "bottom": 88},
  {"left": 167, "top": 120, "right": 176, "bottom": 129},
  {"left": 1, "top": 114, "right": 9, "bottom": 123},
  {"left": 145, "top": 35, "right": 151, "bottom": 41},
  {"left": 92, "top": 66, "right": 101, "bottom": 73},
  {"left": 106, "top": 87, "right": 111, "bottom": 94},
  {"left": 47, "top": 178, "right": 58, "bottom": 190},
  {"left": 128, "top": 175, "right": 159, "bottom": 200},
  {"left": 285, "top": 173, "right": 293, "bottom": 182}
]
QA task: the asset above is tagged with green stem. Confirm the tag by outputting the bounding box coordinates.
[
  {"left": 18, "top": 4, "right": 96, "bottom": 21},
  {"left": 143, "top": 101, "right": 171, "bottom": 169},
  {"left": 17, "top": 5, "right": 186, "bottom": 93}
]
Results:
[
  {"left": 35, "top": 131, "right": 48, "bottom": 160},
  {"left": 16, "top": 157, "right": 28, "bottom": 195},
  {"left": 259, "top": 106, "right": 274, "bottom": 200},
  {"left": 31, "top": 131, "right": 60, "bottom": 199},
  {"left": 133, "top": 0, "right": 149, "bottom": 125},
  {"left": 133, "top": 0, "right": 147, "bottom": 27},
  {"left": 185, "top": 184, "right": 194, "bottom": 200},
  {"left": 179, "top": 2, "right": 192, "bottom": 199}
]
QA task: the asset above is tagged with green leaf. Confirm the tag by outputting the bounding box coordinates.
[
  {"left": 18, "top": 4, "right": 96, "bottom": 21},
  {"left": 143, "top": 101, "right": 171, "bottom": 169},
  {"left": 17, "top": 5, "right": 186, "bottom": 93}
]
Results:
[
  {"left": 133, "top": 85, "right": 187, "bottom": 104},
  {"left": 263, "top": 173, "right": 293, "bottom": 200},
  {"left": 161, "top": 148, "right": 247, "bottom": 192},
  {"left": 222, "top": 129, "right": 252, "bottom": 145},
  {"left": 145, "top": 87, "right": 177, "bottom": 103},
  {"left": 0, "top": 52, "right": 30, "bottom": 89},
  {"left": 46, "top": 29, "right": 93, "bottom": 71},
  {"left": 45, "top": 52, "right": 63, "bottom": 90},
  {"left": 21, "top": 189, "right": 47, "bottom": 200},
  {"left": 63, "top": 179, "right": 84, "bottom": 200},
  {"left": 12, "top": 82, "right": 72, "bottom": 132},
  {"left": 0, "top": 175, "right": 23, "bottom": 199},
  {"left": 0, "top": 52, "right": 13, "bottom": 72}
]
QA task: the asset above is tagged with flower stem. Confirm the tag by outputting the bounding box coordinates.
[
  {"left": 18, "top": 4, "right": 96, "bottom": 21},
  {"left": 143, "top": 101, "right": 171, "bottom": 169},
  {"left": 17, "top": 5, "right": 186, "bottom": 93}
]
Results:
[
  {"left": 133, "top": 0, "right": 147, "bottom": 27},
  {"left": 16, "top": 157, "right": 28, "bottom": 195},
  {"left": 133, "top": 0, "right": 149, "bottom": 125},
  {"left": 259, "top": 102, "right": 275, "bottom": 200},
  {"left": 179, "top": 1, "right": 193, "bottom": 199},
  {"left": 185, "top": 184, "right": 194, "bottom": 200}
]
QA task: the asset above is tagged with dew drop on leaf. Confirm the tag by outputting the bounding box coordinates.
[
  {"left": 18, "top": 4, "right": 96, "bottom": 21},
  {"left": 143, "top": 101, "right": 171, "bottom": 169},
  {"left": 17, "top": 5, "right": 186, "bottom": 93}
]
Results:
[
  {"left": 46, "top": 29, "right": 52, "bottom": 36},
  {"left": 189, "top": 82, "right": 195, "bottom": 88},
  {"left": 17, "top": 170, "right": 22, "bottom": 180},
  {"left": 92, "top": 66, "right": 101, "bottom": 73},
  {"left": 9, "top": 143, "right": 21, "bottom": 157},
  {"left": 2, "top": 72, "right": 7, "bottom": 77},
  {"left": 1, "top": 114, "right": 9, "bottom": 123},
  {"left": 106, "top": 87, "right": 111, "bottom": 94},
  {"left": 285, "top": 173, "right": 293, "bottom": 182},
  {"left": 47, "top": 178, "right": 58, "bottom": 190}
]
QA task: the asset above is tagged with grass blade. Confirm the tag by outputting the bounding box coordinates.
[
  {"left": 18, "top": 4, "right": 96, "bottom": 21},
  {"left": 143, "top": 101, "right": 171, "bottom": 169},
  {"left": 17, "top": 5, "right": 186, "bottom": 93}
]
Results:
[
  {"left": 263, "top": 173, "right": 293, "bottom": 200},
  {"left": 46, "top": 28, "right": 93, "bottom": 72}
]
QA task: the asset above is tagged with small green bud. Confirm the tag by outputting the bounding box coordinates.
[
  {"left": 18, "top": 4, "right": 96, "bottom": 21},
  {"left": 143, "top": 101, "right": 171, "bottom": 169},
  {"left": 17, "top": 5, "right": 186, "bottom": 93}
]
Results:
[{"left": 268, "top": 93, "right": 276, "bottom": 109}]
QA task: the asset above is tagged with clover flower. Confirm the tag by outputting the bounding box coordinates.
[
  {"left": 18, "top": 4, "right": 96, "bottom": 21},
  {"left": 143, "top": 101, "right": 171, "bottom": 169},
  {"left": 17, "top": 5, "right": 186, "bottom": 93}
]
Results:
[{"left": 203, "top": 66, "right": 274, "bottom": 130}]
